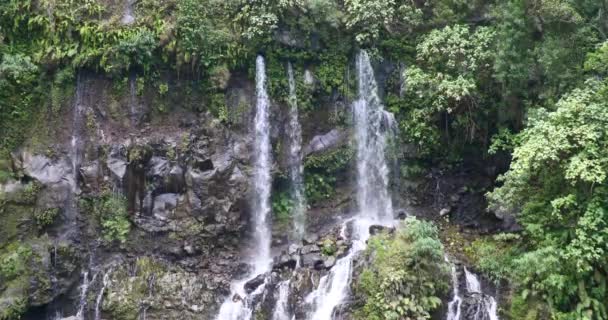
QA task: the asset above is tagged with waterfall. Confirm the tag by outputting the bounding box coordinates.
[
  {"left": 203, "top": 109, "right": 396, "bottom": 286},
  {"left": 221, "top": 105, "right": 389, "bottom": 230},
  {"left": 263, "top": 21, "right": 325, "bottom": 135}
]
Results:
[
  {"left": 75, "top": 271, "right": 97, "bottom": 319},
  {"left": 94, "top": 269, "right": 112, "bottom": 320},
  {"left": 70, "top": 74, "right": 86, "bottom": 193},
  {"left": 271, "top": 280, "right": 292, "bottom": 320},
  {"left": 446, "top": 262, "right": 462, "bottom": 320},
  {"left": 216, "top": 55, "right": 273, "bottom": 320},
  {"left": 445, "top": 266, "right": 499, "bottom": 320},
  {"left": 463, "top": 268, "right": 499, "bottom": 320},
  {"left": 306, "top": 50, "right": 395, "bottom": 320},
  {"left": 251, "top": 55, "right": 273, "bottom": 274},
  {"left": 464, "top": 267, "right": 481, "bottom": 293},
  {"left": 286, "top": 62, "right": 307, "bottom": 239}
]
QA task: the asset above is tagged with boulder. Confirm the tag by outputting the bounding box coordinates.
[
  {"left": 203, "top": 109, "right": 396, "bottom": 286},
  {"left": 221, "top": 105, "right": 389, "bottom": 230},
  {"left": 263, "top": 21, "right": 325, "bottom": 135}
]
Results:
[
  {"left": 273, "top": 253, "right": 297, "bottom": 270},
  {"left": 323, "top": 256, "right": 336, "bottom": 269},
  {"left": 300, "top": 244, "right": 320, "bottom": 255},
  {"left": 244, "top": 274, "right": 266, "bottom": 293},
  {"left": 369, "top": 225, "right": 393, "bottom": 235},
  {"left": 303, "top": 129, "right": 347, "bottom": 156},
  {"left": 301, "top": 253, "right": 323, "bottom": 269},
  {"left": 440, "top": 207, "right": 452, "bottom": 217}
]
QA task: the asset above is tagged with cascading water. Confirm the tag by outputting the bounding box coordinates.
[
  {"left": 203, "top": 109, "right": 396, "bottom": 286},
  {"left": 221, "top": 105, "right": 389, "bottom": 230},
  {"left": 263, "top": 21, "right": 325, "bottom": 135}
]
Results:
[
  {"left": 446, "top": 261, "right": 462, "bottom": 320},
  {"left": 75, "top": 271, "right": 97, "bottom": 319},
  {"left": 463, "top": 268, "right": 499, "bottom": 320},
  {"left": 216, "top": 55, "right": 273, "bottom": 320},
  {"left": 271, "top": 279, "right": 292, "bottom": 320},
  {"left": 94, "top": 269, "right": 112, "bottom": 320},
  {"left": 446, "top": 265, "right": 499, "bottom": 320},
  {"left": 286, "top": 62, "right": 307, "bottom": 239},
  {"left": 306, "top": 50, "right": 396, "bottom": 320},
  {"left": 70, "top": 74, "right": 86, "bottom": 193}
]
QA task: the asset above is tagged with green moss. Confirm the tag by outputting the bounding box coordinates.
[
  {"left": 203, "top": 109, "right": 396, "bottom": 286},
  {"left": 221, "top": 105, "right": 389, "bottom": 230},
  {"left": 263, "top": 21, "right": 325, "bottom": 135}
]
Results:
[
  {"left": 33, "top": 208, "right": 59, "bottom": 230},
  {"left": 81, "top": 193, "right": 131, "bottom": 244},
  {"left": 321, "top": 239, "right": 336, "bottom": 256},
  {"left": 0, "top": 243, "right": 35, "bottom": 320},
  {"left": 353, "top": 218, "right": 450, "bottom": 319},
  {"left": 104, "top": 257, "right": 166, "bottom": 320},
  {"left": 0, "top": 204, "right": 34, "bottom": 246}
]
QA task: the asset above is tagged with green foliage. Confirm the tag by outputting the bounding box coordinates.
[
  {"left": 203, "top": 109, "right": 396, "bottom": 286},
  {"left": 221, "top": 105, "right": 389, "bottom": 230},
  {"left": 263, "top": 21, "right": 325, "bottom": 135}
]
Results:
[
  {"left": 487, "top": 77, "right": 608, "bottom": 319},
  {"left": 354, "top": 217, "right": 450, "bottom": 320},
  {"left": 99, "top": 196, "right": 131, "bottom": 244},
  {"left": 82, "top": 193, "right": 131, "bottom": 244},
  {"left": 321, "top": 238, "right": 336, "bottom": 256},
  {"left": 272, "top": 190, "right": 294, "bottom": 223},
  {"left": 176, "top": 0, "right": 241, "bottom": 68},
  {"left": 33, "top": 208, "right": 59, "bottom": 230},
  {"left": 0, "top": 245, "right": 32, "bottom": 282},
  {"left": 304, "top": 147, "right": 354, "bottom": 204}
]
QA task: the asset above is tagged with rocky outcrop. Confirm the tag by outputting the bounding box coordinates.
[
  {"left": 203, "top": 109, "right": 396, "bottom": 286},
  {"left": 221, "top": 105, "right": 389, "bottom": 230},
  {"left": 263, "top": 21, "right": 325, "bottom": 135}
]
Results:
[{"left": 303, "top": 129, "right": 348, "bottom": 156}]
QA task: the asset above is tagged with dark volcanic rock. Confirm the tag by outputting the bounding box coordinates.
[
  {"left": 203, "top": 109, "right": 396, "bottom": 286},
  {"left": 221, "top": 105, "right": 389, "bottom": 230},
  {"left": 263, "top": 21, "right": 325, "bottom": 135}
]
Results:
[{"left": 244, "top": 274, "right": 267, "bottom": 294}]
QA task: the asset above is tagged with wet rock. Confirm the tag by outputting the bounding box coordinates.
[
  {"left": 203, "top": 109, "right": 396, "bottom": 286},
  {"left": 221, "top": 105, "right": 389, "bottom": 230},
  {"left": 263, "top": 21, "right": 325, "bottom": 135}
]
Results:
[
  {"left": 273, "top": 253, "right": 297, "bottom": 270},
  {"left": 288, "top": 243, "right": 300, "bottom": 255},
  {"left": 301, "top": 253, "right": 323, "bottom": 269},
  {"left": 303, "top": 234, "right": 319, "bottom": 245},
  {"left": 396, "top": 209, "right": 408, "bottom": 220},
  {"left": 301, "top": 244, "right": 320, "bottom": 255},
  {"left": 19, "top": 153, "right": 72, "bottom": 185},
  {"left": 79, "top": 161, "right": 100, "bottom": 190},
  {"left": 369, "top": 225, "right": 393, "bottom": 235},
  {"left": 244, "top": 274, "right": 266, "bottom": 293},
  {"left": 323, "top": 256, "right": 336, "bottom": 269},
  {"left": 440, "top": 207, "right": 452, "bottom": 217},
  {"left": 151, "top": 193, "right": 179, "bottom": 219},
  {"left": 107, "top": 146, "right": 128, "bottom": 180},
  {"left": 303, "top": 129, "right": 347, "bottom": 156}
]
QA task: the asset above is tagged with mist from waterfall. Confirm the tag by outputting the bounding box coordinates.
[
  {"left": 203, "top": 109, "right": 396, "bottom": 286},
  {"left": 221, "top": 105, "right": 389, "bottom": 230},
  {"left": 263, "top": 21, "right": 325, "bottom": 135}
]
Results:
[
  {"left": 305, "top": 50, "right": 396, "bottom": 320},
  {"left": 286, "top": 62, "right": 307, "bottom": 239},
  {"left": 215, "top": 55, "right": 273, "bottom": 320}
]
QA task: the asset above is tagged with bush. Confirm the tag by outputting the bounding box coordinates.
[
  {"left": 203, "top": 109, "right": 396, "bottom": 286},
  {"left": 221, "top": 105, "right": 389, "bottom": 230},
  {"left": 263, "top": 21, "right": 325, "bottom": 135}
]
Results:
[
  {"left": 33, "top": 208, "right": 59, "bottom": 230},
  {"left": 354, "top": 217, "right": 450, "bottom": 320},
  {"left": 82, "top": 194, "right": 131, "bottom": 244}
]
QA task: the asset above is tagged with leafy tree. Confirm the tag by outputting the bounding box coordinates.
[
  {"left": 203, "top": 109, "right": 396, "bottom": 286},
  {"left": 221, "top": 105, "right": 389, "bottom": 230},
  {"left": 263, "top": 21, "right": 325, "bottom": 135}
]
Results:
[
  {"left": 354, "top": 217, "right": 450, "bottom": 320},
  {"left": 488, "top": 73, "right": 608, "bottom": 319}
]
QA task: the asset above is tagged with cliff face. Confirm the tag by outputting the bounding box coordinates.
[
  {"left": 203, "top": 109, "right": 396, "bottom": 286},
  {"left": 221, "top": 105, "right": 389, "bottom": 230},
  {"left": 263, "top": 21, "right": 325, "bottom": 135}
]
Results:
[{"left": 0, "top": 67, "right": 358, "bottom": 319}]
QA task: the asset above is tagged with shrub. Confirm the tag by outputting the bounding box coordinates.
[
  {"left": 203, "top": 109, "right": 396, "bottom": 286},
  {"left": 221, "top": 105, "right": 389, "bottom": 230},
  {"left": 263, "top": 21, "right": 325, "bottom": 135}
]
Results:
[{"left": 354, "top": 217, "right": 450, "bottom": 320}]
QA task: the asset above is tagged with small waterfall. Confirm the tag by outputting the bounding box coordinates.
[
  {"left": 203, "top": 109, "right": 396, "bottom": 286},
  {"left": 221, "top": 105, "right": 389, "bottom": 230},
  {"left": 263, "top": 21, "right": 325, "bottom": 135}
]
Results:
[
  {"left": 70, "top": 74, "right": 86, "bottom": 193},
  {"left": 463, "top": 268, "right": 499, "bottom": 320},
  {"left": 75, "top": 271, "right": 97, "bottom": 319},
  {"left": 251, "top": 55, "right": 273, "bottom": 274},
  {"left": 94, "top": 269, "right": 112, "bottom": 320},
  {"left": 216, "top": 55, "right": 273, "bottom": 320},
  {"left": 464, "top": 267, "right": 481, "bottom": 293},
  {"left": 306, "top": 50, "right": 395, "bottom": 319},
  {"left": 444, "top": 266, "right": 499, "bottom": 320},
  {"left": 271, "top": 280, "right": 292, "bottom": 320},
  {"left": 286, "top": 62, "right": 307, "bottom": 239},
  {"left": 446, "top": 262, "right": 462, "bottom": 320}
]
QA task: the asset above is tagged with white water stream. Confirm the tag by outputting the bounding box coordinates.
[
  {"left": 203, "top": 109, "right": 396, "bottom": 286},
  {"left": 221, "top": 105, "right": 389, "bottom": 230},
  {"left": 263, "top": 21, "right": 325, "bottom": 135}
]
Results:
[
  {"left": 286, "top": 62, "right": 307, "bottom": 240},
  {"left": 446, "top": 265, "right": 499, "bottom": 320},
  {"left": 216, "top": 55, "right": 273, "bottom": 320},
  {"left": 305, "top": 50, "right": 396, "bottom": 320}
]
